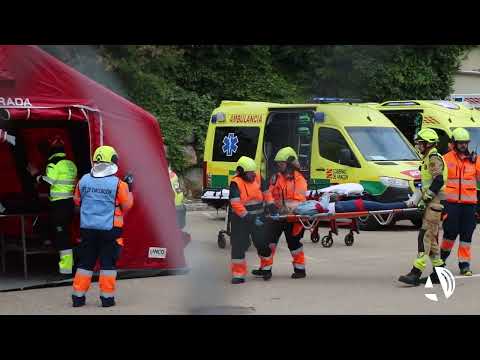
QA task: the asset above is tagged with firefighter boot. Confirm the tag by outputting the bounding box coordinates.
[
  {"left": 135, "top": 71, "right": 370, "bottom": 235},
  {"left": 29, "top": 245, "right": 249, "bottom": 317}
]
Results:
[
  {"left": 231, "top": 278, "right": 245, "bottom": 285},
  {"left": 252, "top": 268, "right": 272, "bottom": 281},
  {"left": 59, "top": 250, "right": 73, "bottom": 275},
  {"left": 460, "top": 266, "right": 473, "bottom": 276},
  {"left": 291, "top": 268, "right": 306, "bottom": 279},
  {"left": 398, "top": 267, "right": 422, "bottom": 286},
  {"left": 72, "top": 295, "right": 86, "bottom": 308},
  {"left": 100, "top": 296, "right": 116, "bottom": 307},
  {"left": 420, "top": 264, "right": 445, "bottom": 284}
]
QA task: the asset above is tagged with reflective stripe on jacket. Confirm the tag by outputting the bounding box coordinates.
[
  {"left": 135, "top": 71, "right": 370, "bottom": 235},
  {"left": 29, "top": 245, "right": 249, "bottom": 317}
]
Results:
[
  {"left": 169, "top": 168, "right": 184, "bottom": 207},
  {"left": 421, "top": 147, "right": 447, "bottom": 196},
  {"left": 44, "top": 153, "right": 77, "bottom": 201},
  {"left": 266, "top": 170, "right": 307, "bottom": 210},
  {"left": 443, "top": 150, "right": 479, "bottom": 204},
  {"left": 230, "top": 175, "right": 264, "bottom": 218}
]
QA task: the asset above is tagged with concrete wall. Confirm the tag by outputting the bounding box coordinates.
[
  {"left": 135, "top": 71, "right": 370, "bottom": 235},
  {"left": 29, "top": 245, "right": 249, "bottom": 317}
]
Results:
[
  {"left": 452, "top": 47, "right": 480, "bottom": 96},
  {"left": 453, "top": 73, "right": 480, "bottom": 94}
]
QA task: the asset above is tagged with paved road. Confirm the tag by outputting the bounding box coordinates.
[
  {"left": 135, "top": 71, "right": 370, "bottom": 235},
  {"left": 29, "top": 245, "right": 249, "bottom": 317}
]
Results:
[{"left": 1, "top": 210, "right": 480, "bottom": 314}]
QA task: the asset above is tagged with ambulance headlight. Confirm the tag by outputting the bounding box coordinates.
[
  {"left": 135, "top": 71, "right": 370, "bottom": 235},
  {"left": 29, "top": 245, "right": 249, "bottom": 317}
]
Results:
[{"left": 379, "top": 177, "right": 409, "bottom": 189}]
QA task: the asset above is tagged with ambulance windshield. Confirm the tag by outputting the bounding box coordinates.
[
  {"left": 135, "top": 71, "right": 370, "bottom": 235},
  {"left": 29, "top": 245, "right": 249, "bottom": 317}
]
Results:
[{"left": 347, "top": 127, "right": 419, "bottom": 161}]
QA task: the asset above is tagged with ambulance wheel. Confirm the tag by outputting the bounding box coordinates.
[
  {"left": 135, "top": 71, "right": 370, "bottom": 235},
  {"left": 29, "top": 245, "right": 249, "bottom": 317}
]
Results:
[
  {"left": 311, "top": 233, "right": 320, "bottom": 243},
  {"left": 217, "top": 232, "right": 226, "bottom": 249},
  {"left": 321, "top": 235, "right": 333, "bottom": 248},
  {"left": 344, "top": 233, "right": 354, "bottom": 246}
]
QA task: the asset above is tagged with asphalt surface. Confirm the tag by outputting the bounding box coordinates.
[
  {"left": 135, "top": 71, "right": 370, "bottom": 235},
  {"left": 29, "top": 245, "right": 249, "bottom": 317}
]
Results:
[{"left": 1, "top": 209, "right": 480, "bottom": 315}]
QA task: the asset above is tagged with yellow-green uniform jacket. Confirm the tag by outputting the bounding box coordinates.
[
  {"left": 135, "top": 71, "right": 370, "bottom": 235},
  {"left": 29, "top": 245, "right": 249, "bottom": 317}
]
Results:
[
  {"left": 169, "top": 168, "right": 184, "bottom": 207},
  {"left": 43, "top": 152, "right": 78, "bottom": 201},
  {"left": 420, "top": 147, "right": 448, "bottom": 197}
]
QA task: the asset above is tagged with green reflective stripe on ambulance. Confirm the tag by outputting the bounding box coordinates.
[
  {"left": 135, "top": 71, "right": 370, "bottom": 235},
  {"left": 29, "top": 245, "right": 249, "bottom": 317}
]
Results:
[
  {"left": 309, "top": 178, "right": 331, "bottom": 189},
  {"left": 211, "top": 175, "right": 228, "bottom": 188}
]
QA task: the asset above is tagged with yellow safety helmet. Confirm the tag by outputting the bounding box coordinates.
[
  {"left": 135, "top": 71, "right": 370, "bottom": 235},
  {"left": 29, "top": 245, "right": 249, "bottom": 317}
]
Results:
[
  {"left": 451, "top": 127, "right": 470, "bottom": 142},
  {"left": 415, "top": 128, "right": 439, "bottom": 144},
  {"left": 274, "top": 147, "right": 298, "bottom": 162},
  {"left": 236, "top": 156, "right": 257, "bottom": 172},
  {"left": 93, "top": 145, "right": 118, "bottom": 164}
]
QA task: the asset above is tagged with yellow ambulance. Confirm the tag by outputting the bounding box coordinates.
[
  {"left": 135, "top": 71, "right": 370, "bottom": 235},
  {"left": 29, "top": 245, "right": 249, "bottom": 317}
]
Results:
[
  {"left": 201, "top": 99, "right": 422, "bottom": 229},
  {"left": 376, "top": 100, "right": 480, "bottom": 155}
]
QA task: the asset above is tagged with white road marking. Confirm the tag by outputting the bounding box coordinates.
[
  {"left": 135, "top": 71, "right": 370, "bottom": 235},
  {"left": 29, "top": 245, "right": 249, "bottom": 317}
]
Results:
[{"left": 455, "top": 274, "right": 480, "bottom": 279}]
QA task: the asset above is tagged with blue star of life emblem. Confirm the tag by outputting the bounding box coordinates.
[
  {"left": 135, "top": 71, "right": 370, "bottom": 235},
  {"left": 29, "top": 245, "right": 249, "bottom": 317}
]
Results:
[{"left": 222, "top": 133, "right": 239, "bottom": 157}]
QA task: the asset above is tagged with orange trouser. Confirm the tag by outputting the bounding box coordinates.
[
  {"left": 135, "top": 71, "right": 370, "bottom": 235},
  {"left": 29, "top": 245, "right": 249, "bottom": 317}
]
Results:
[
  {"left": 72, "top": 228, "right": 122, "bottom": 298},
  {"left": 267, "top": 221, "right": 306, "bottom": 270}
]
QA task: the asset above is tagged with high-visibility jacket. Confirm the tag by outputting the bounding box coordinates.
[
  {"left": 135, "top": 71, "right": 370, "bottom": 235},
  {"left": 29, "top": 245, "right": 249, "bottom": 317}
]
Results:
[
  {"left": 169, "top": 168, "right": 184, "bottom": 207},
  {"left": 43, "top": 152, "right": 77, "bottom": 202},
  {"left": 74, "top": 174, "right": 133, "bottom": 230},
  {"left": 266, "top": 170, "right": 307, "bottom": 210},
  {"left": 420, "top": 147, "right": 447, "bottom": 196},
  {"left": 443, "top": 150, "right": 480, "bottom": 204},
  {"left": 229, "top": 175, "right": 265, "bottom": 218}
]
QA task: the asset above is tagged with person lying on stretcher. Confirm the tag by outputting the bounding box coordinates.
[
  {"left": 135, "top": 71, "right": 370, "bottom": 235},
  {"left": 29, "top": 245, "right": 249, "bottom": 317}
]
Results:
[{"left": 291, "top": 190, "right": 422, "bottom": 216}]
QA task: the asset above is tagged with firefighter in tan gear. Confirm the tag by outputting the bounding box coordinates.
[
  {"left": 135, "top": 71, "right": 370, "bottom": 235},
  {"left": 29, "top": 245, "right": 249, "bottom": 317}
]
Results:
[{"left": 398, "top": 128, "right": 448, "bottom": 286}]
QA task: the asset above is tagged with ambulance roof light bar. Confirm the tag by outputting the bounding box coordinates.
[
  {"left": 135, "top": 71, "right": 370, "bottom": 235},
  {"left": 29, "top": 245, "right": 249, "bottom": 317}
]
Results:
[{"left": 311, "top": 97, "right": 362, "bottom": 104}]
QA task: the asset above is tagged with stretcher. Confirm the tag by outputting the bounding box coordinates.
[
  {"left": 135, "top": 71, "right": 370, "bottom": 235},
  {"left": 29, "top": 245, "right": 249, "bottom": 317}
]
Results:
[{"left": 266, "top": 208, "right": 420, "bottom": 247}]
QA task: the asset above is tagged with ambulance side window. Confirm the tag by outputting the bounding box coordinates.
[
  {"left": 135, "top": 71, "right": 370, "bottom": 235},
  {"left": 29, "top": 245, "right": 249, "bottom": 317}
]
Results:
[
  {"left": 318, "top": 127, "right": 360, "bottom": 167},
  {"left": 212, "top": 126, "right": 260, "bottom": 162}
]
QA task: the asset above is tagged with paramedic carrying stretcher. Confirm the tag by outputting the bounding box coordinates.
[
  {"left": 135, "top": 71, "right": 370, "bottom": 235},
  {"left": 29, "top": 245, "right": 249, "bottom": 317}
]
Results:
[
  {"left": 228, "top": 156, "right": 273, "bottom": 284},
  {"left": 253, "top": 147, "right": 309, "bottom": 280}
]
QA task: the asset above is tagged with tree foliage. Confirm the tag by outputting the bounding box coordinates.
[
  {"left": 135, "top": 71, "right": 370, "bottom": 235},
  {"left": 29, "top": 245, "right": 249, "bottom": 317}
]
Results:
[{"left": 40, "top": 44, "right": 474, "bottom": 172}]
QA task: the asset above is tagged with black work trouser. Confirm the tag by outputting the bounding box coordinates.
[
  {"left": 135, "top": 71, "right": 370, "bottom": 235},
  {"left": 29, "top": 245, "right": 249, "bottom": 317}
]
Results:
[
  {"left": 443, "top": 203, "right": 477, "bottom": 242},
  {"left": 267, "top": 221, "right": 304, "bottom": 252},
  {"left": 230, "top": 214, "right": 271, "bottom": 260},
  {"left": 441, "top": 202, "right": 476, "bottom": 269},
  {"left": 76, "top": 227, "right": 123, "bottom": 271},
  {"left": 49, "top": 198, "right": 74, "bottom": 251}
]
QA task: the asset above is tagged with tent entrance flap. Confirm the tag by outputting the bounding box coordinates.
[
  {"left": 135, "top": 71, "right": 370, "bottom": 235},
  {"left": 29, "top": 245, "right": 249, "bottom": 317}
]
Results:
[{"left": 0, "top": 119, "right": 91, "bottom": 282}]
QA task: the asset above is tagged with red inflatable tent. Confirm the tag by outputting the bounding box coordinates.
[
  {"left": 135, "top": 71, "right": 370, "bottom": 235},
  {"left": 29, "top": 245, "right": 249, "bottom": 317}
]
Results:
[{"left": 0, "top": 45, "right": 187, "bottom": 278}]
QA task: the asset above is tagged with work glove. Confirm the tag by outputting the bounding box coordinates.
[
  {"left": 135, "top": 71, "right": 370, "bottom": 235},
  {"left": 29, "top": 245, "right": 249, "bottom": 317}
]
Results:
[
  {"left": 422, "top": 190, "right": 435, "bottom": 204},
  {"left": 123, "top": 172, "right": 134, "bottom": 192},
  {"left": 418, "top": 200, "right": 426, "bottom": 211},
  {"left": 266, "top": 203, "right": 279, "bottom": 215},
  {"left": 255, "top": 217, "right": 264, "bottom": 227}
]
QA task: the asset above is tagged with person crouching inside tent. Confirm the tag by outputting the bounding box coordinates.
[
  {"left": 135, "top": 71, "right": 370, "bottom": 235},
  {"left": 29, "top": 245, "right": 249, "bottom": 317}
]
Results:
[{"left": 72, "top": 146, "right": 134, "bottom": 308}]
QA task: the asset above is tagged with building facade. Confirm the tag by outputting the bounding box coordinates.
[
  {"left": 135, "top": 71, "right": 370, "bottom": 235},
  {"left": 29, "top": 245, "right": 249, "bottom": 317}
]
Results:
[{"left": 450, "top": 47, "right": 480, "bottom": 108}]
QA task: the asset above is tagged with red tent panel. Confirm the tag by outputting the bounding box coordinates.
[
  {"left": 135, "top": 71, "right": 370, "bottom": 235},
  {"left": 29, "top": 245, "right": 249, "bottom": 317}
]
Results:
[{"left": 0, "top": 45, "right": 186, "bottom": 272}]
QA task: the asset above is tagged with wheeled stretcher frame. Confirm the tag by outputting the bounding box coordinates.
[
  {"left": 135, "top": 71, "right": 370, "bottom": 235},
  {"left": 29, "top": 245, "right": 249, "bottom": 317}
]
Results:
[{"left": 266, "top": 208, "right": 420, "bottom": 248}]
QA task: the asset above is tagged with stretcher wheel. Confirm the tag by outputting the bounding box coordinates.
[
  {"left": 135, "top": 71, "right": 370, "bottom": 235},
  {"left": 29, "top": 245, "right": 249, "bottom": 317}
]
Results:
[
  {"left": 217, "top": 232, "right": 226, "bottom": 249},
  {"left": 344, "top": 233, "right": 354, "bottom": 246},
  {"left": 311, "top": 232, "right": 320, "bottom": 243},
  {"left": 321, "top": 235, "right": 333, "bottom": 248}
]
